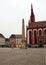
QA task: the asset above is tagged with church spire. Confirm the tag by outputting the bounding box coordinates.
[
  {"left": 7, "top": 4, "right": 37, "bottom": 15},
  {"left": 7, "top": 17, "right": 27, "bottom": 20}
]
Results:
[
  {"left": 31, "top": 4, "right": 33, "bottom": 14},
  {"left": 30, "top": 4, "right": 35, "bottom": 22}
]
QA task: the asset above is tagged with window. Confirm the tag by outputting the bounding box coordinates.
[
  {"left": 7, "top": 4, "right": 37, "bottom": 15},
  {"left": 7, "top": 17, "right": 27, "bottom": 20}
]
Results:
[
  {"left": 34, "top": 31, "right": 37, "bottom": 44},
  {"left": 44, "top": 30, "right": 46, "bottom": 36},
  {"left": 39, "top": 30, "right": 42, "bottom": 36},
  {"left": 29, "top": 31, "right": 32, "bottom": 44},
  {"left": 44, "top": 30, "right": 46, "bottom": 43}
]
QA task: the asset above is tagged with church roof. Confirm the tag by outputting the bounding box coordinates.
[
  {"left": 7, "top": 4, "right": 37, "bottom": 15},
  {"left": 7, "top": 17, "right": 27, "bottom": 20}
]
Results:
[
  {"left": 0, "top": 33, "right": 5, "bottom": 38},
  {"left": 28, "top": 21, "right": 46, "bottom": 29}
]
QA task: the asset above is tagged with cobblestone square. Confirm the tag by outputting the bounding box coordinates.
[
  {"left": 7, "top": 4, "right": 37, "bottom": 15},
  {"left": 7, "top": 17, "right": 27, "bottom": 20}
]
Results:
[{"left": 0, "top": 48, "right": 46, "bottom": 65}]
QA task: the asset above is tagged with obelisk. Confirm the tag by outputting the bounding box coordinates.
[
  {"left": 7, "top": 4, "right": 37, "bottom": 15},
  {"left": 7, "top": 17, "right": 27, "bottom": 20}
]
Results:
[{"left": 22, "top": 19, "right": 25, "bottom": 48}]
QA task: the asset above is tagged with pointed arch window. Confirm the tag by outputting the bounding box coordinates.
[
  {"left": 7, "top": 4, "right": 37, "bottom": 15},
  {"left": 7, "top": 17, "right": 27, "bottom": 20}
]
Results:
[
  {"left": 34, "top": 31, "right": 37, "bottom": 44},
  {"left": 39, "top": 30, "right": 42, "bottom": 36},
  {"left": 44, "top": 29, "right": 46, "bottom": 43},
  {"left": 29, "top": 31, "right": 32, "bottom": 44},
  {"left": 44, "top": 30, "right": 46, "bottom": 36}
]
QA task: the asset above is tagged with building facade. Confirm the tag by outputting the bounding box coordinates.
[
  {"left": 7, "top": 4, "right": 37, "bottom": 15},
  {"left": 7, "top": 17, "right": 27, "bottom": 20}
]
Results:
[
  {"left": 0, "top": 33, "right": 5, "bottom": 47},
  {"left": 9, "top": 34, "right": 22, "bottom": 48},
  {"left": 5, "top": 38, "right": 10, "bottom": 47},
  {"left": 15, "top": 34, "right": 22, "bottom": 48},
  {"left": 26, "top": 4, "right": 46, "bottom": 47},
  {"left": 9, "top": 34, "right": 16, "bottom": 47},
  {"left": 15, "top": 34, "right": 22, "bottom": 44}
]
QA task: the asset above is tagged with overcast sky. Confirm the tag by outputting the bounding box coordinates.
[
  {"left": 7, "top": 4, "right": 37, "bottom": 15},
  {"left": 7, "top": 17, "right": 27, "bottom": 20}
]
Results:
[{"left": 0, "top": 0, "right": 46, "bottom": 38}]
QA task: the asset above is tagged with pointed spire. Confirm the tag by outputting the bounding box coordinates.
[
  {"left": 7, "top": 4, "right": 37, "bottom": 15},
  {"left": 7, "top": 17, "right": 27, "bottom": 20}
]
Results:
[
  {"left": 30, "top": 3, "right": 35, "bottom": 23},
  {"left": 31, "top": 4, "right": 33, "bottom": 10},
  {"left": 31, "top": 4, "right": 33, "bottom": 14},
  {"left": 31, "top": 3, "right": 33, "bottom": 9}
]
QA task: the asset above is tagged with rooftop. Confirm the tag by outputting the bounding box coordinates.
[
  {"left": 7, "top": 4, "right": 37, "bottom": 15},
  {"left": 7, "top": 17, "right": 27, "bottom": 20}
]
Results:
[
  {"left": 28, "top": 21, "right": 46, "bottom": 29},
  {"left": 9, "top": 34, "right": 16, "bottom": 38},
  {"left": 0, "top": 33, "right": 5, "bottom": 38},
  {"left": 15, "top": 34, "right": 22, "bottom": 38}
]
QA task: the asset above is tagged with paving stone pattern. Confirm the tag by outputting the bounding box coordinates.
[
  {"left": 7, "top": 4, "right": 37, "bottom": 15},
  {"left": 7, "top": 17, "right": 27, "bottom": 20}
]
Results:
[{"left": 0, "top": 48, "right": 46, "bottom": 65}]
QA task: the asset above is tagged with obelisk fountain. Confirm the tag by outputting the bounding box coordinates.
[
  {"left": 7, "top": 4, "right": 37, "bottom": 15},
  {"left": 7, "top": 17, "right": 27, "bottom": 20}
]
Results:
[{"left": 22, "top": 19, "right": 25, "bottom": 48}]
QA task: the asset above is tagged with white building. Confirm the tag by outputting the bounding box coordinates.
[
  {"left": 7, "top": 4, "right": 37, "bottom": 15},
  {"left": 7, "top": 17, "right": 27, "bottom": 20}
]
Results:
[
  {"left": 0, "top": 33, "right": 5, "bottom": 47},
  {"left": 15, "top": 34, "right": 22, "bottom": 44}
]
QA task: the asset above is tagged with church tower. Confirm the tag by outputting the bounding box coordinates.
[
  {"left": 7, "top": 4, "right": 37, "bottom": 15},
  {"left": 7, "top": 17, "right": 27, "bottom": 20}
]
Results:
[{"left": 30, "top": 4, "right": 35, "bottom": 22}]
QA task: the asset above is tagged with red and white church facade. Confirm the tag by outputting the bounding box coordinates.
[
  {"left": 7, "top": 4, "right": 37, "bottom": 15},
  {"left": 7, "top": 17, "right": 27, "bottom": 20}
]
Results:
[{"left": 26, "top": 4, "right": 46, "bottom": 47}]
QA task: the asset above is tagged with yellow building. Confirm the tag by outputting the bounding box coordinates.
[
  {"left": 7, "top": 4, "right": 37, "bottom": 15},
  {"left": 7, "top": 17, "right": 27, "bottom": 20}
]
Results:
[
  {"left": 9, "top": 34, "right": 23, "bottom": 48},
  {"left": 9, "top": 34, "right": 16, "bottom": 47}
]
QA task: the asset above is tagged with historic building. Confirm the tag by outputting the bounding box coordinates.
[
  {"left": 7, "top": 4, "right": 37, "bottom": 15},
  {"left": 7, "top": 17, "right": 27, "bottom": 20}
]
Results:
[
  {"left": 9, "top": 34, "right": 16, "bottom": 47},
  {"left": 9, "top": 34, "right": 23, "bottom": 48},
  {"left": 5, "top": 38, "right": 10, "bottom": 47},
  {"left": 15, "top": 34, "right": 22, "bottom": 44},
  {"left": 0, "top": 33, "right": 5, "bottom": 47},
  {"left": 26, "top": 4, "right": 46, "bottom": 47},
  {"left": 15, "top": 34, "right": 22, "bottom": 48}
]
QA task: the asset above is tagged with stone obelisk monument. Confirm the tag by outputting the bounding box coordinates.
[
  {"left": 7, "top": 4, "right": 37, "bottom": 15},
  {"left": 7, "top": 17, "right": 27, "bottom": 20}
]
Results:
[{"left": 22, "top": 19, "right": 25, "bottom": 48}]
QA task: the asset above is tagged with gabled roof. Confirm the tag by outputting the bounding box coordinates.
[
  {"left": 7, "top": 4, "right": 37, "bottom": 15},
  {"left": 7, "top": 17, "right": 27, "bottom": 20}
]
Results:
[
  {"left": 15, "top": 34, "right": 22, "bottom": 38},
  {"left": 0, "top": 33, "right": 5, "bottom": 38},
  {"left": 9, "top": 34, "right": 16, "bottom": 38}
]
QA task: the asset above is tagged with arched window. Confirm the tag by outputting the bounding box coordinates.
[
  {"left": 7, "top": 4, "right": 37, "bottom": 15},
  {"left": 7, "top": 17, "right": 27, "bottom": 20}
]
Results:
[
  {"left": 29, "top": 31, "right": 32, "bottom": 44},
  {"left": 44, "top": 29, "right": 46, "bottom": 43},
  {"left": 44, "top": 30, "right": 46, "bottom": 35},
  {"left": 39, "top": 30, "right": 42, "bottom": 36},
  {"left": 34, "top": 31, "right": 37, "bottom": 44}
]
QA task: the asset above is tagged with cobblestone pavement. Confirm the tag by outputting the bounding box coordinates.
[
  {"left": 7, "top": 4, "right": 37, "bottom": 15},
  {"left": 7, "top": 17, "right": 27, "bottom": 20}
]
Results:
[{"left": 0, "top": 48, "right": 46, "bottom": 65}]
